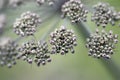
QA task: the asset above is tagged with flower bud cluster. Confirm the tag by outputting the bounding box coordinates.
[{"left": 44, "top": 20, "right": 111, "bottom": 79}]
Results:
[
  {"left": 13, "top": 11, "right": 41, "bottom": 37},
  {"left": 17, "top": 40, "right": 51, "bottom": 66},
  {"left": 36, "top": 0, "right": 55, "bottom": 6},
  {"left": 86, "top": 29, "right": 118, "bottom": 59},
  {"left": 92, "top": 2, "right": 119, "bottom": 27},
  {"left": 0, "top": 38, "right": 18, "bottom": 68},
  {"left": 50, "top": 26, "right": 77, "bottom": 55},
  {"left": 61, "top": 0, "right": 88, "bottom": 23}
]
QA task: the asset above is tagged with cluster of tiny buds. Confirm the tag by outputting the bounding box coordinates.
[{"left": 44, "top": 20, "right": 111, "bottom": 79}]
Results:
[
  {"left": 13, "top": 11, "right": 42, "bottom": 37},
  {"left": 36, "top": 0, "right": 55, "bottom": 6},
  {"left": 86, "top": 29, "right": 118, "bottom": 59},
  {"left": 61, "top": 0, "right": 88, "bottom": 23},
  {"left": 0, "top": 14, "right": 6, "bottom": 34},
  {"left": 50, "top": 25, "right": 77, "bottom": 55},
  {"left": 17, "top": 40, "right": 51, "bottom": 66},
  {"left": 9, "top": 0, "right": 23, "bottom": 8},
  {"left": 91, "top": 2, "right": 119, "bottom": 28},
  {"left": 0, "top": 37, "right": 18, "bottom": 68}
]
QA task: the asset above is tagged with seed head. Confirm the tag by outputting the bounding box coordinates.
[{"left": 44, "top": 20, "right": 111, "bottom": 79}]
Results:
[
  {"left": 17, "top": 40, "right": 51, "bottom": 66},
  {"left": 61, "top": 0, "right": 88, "bottom": 23},
  {"left": 86, "top": 29, "right": 118, "bottom": 59},
  {"left": 50, "top": 25, "right": 77, "bottom": 55},
  {"left": 13, "top": 11, "right": 41, "bottom": 37},
  {"left": 92, "top": 2, "right": 119, "bottom": 27}
]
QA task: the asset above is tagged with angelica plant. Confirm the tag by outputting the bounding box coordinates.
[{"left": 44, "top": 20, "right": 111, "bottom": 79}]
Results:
[{"left": 0, "top": 0, "right": 120, "bottom": 70}]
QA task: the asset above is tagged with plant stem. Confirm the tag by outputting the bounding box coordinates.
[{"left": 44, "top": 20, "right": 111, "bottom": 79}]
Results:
[{"left": 76, "top": 21, "right": 120, "bottom": 80}]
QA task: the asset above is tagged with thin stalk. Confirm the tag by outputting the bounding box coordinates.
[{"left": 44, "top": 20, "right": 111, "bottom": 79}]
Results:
[
  {"left": 40, "top": 14, "right": 61, "bottom": 41},
  {"left": 75, "top": 21, "right": 120, "bottom": 80}
]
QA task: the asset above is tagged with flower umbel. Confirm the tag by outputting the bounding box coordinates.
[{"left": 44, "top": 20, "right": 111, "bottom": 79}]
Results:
[
  {"left": 92, "top": 2, "right": 119, "bottom": 27},
  {"left": 17, "top": 40, "right": 51, "bottom": 66},
  {"left": 61, "top": 0, "right": 88, "bottom": 23},
  {"left": 0, "top": 38, "right": 18, "bottom": 68},
  {"left": 50, "top": 25, "right": 77, "bottom": 55},
  {"left": 13, "top": 11, "right": 41, "bottom": 37},
  {"left": 86, "top": 29, "right": 118, "bottom": 59}
]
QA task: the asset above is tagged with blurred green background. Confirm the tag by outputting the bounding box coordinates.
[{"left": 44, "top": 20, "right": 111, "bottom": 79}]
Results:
[{"left": 0, "top": 0, "right": 120, "bottom": 80}]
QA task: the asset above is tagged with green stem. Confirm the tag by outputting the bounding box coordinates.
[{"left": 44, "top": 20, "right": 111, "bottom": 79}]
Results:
[
  {"left": 40, "top": 14, "right": 61, "bottom": 41},
  {"left": 76, "top": 21, "right": 120, "bottom": 80}
]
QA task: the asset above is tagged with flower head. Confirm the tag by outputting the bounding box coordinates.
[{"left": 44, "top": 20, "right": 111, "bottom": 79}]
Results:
[
  {"left": 92, "top": 2, "right": 119, "bottom": 27},
  {"left": 13, "top": 11, "right": 41, "bottom": 37},
  {"left": 61, "top": 0, "right": 88, "bottom": 23},
  {"left": 50, "top": 26, "right": 77, "bottom": 55},
  {"left": 17, "top": 40, "right": 51, "bottom": 66},
  {"left": 86, "top": 29, "right": 118, "bottom": 59}
]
